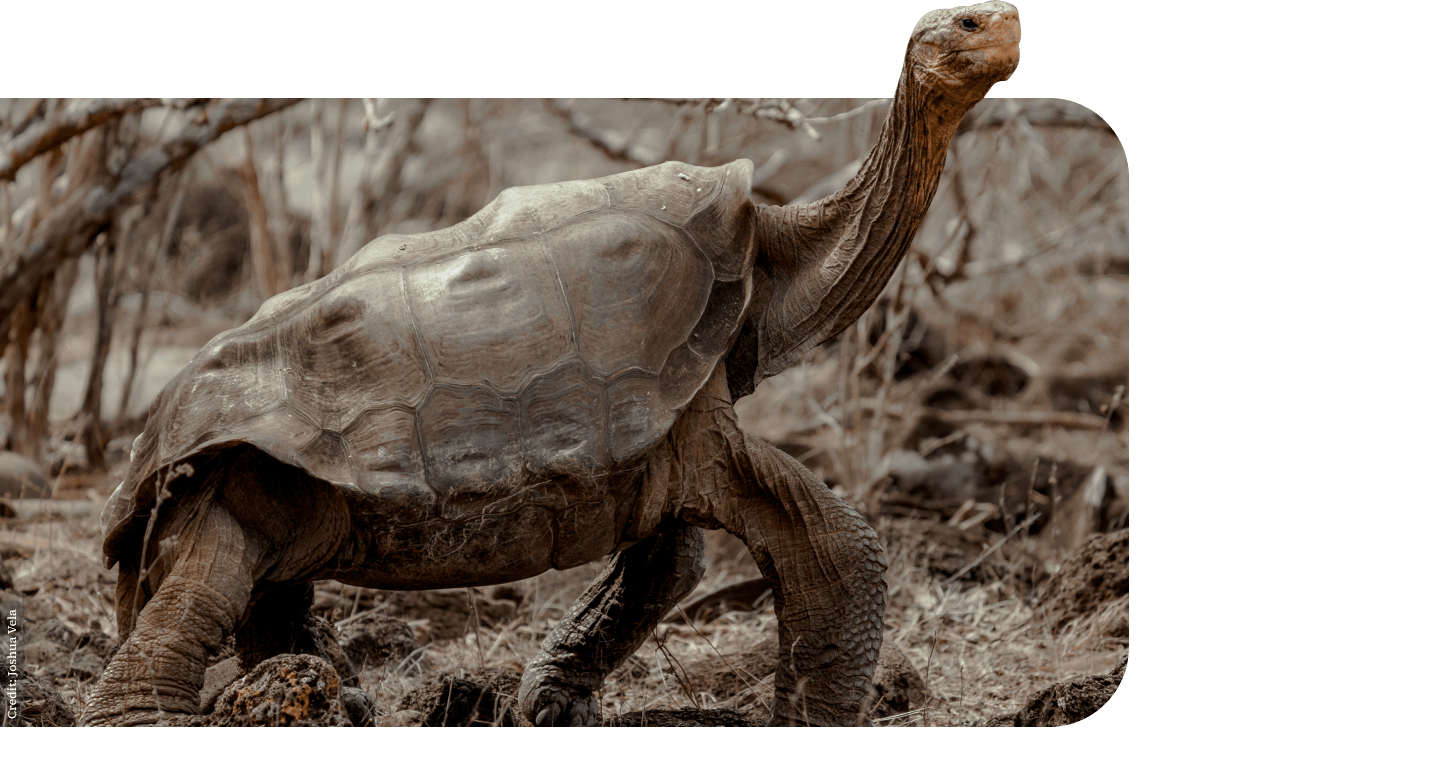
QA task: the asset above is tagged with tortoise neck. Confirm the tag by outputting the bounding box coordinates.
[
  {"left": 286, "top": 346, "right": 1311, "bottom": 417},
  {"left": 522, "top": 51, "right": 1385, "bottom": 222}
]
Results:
[{"left": 749, "top": 60, "right": 978, "bottom": 377}]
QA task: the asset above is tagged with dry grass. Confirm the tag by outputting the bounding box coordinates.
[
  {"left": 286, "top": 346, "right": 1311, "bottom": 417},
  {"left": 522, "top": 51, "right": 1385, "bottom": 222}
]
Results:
[{"left": 0, "top": 494, "right": 1126, "bottom": 727}]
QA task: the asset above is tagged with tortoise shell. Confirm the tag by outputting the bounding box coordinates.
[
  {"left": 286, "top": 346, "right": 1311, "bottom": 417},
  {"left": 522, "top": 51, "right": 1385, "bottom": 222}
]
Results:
[{"left": 101, "top": 159, "right": 757, "bottom": 563}]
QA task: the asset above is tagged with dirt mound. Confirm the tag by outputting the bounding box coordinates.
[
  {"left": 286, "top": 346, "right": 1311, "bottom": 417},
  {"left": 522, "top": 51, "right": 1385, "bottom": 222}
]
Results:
[
  {"left": 604, "top": 707, "right": 756, "bottom": 727},
  {"left": 869, "top": 642, "right": 928, "bottom": 717},
  {"left": 1, "top": 674, "right": 75, "bottom": 727},
  {"left": 210, "top": 654, "right": 350, "bottom": 727},
  {"left": 1036, "top": 528, "right": 1128, "bottom": 635},
  {"left": 397, "top": 669, "right": 522, "bottom": 726},
  {"left": 684, "top": 645, "right": 777, "bottom": 704},
  {"left": 984, "top": 657, "right": 1126, "bottom": 727},
  {"left": 337, "top": 614, "right": 419, "bottom": 670}
]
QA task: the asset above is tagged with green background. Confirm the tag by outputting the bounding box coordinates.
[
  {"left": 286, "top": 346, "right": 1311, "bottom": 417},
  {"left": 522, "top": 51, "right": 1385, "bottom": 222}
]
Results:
[{"left": 5, "top": 0, "right": 1434, "bottom": 755}]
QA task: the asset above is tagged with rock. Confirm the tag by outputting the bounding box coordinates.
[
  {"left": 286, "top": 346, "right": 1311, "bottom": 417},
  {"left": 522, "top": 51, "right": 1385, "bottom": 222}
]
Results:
[
  {"left": 1036, "top": 529, "right": 1128, "bottom": 636},
  {"left": 337, "top": 614, "right": 418, "bottom": 670},
  {"left": 868, "top": 643, "right": 927, "bottom": 717},
  {"left": 604, "top": 707, "right": 756, "bottom": 727},
  {"left": 398, "top": 669, "right": 521, "bottom": 727},
  {"left": 0, "top": 451, "right": 50, "bottom": 500},
  {"left": 985, "top": 657, "right": 1126, "bottom": 727},
  {"left": 211, "top": 654, "right": 349, "bottom": 727},
  {"left": 199, "top": 657, "right": 244, "bottom": 713},
  {"left": 45, "top": 441, "right": 89, "bottom": 477}
]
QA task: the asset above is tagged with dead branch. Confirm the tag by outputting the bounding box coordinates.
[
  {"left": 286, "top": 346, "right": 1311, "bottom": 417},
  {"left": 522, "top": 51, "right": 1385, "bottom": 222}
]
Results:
[
  {"left": 621, "top": 98, "right": 824, "bottom": 140},
  {"left": 544, "top": 99, "right": 665, "bottom": 167},
  {"left": 334, "top": 99, "right": 431, "bottom": 265},
  {"left": 0, "top": 98, "right": 302, "bottom": 338},
  {"left": 236, "top": 125, "right": 286, "bottom": 298},
  {"left": 803, "top": 98, "right": 892, "bottom": 125},
  {"left": 17, "top": 257, "right": 79, "bottom": 461},
  {"left": 0, "top": 99, "right": 207, "bottom": 183},
  {"left": 78, "top": 231, "right": 126, "bottom": 469},
  {"left": 4, "top": 286, "right": 40, "bottom": 452},
  {"left": 118, "top": 169, "right": 188, "bottom": 421}
]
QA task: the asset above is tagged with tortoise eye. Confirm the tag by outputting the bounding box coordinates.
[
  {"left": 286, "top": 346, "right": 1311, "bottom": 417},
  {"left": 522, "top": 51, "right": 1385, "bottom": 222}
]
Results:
[{"left": 961, "top": 18, "right": 979, "bottom": 31}]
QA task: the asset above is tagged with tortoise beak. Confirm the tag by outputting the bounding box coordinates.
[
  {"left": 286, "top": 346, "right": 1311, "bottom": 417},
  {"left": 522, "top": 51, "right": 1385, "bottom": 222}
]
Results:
[{"left": 967, "top": 2, "right": 1021, "bottom": 79}]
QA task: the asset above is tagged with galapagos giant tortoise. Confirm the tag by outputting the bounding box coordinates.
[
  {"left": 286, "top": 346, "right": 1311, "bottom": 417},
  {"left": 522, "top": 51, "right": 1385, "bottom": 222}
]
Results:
[{"left": 83, "top": 3, "right": 1021, "bottom": 726}]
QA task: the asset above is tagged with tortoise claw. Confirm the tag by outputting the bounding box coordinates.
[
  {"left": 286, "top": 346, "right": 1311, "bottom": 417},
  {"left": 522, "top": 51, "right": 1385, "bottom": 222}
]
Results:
[{"left": 519, "top": 668, "right": 600, "bottom": 726}]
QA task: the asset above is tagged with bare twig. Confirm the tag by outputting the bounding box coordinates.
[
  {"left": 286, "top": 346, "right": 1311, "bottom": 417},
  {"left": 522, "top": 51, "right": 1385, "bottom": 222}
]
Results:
[
  {"left": 0, "top": 99, "right": 303, "bottom": 336},
  {"left": 334, "top": 99, "right": 431, "bottom": 266},
  {"left": 0, "top": 99, "right": 162, "bottom": 182},
  {"left": 941, "top": 512, "right": 1041, "bottom": 586},
  {"left": 118, "top": 168, "right": 188, "bottom": 420}
]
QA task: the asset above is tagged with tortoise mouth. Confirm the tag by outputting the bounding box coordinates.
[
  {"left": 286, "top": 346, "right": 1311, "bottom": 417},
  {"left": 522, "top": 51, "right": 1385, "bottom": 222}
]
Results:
[{"left": 972, "top": 41, "right": 1020, "bottom": 74}]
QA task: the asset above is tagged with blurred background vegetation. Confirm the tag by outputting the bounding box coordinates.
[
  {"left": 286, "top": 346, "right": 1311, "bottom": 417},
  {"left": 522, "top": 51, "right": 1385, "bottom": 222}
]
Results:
[{"left": 0, "top": 95, "right": 1126, "bottom": 550}]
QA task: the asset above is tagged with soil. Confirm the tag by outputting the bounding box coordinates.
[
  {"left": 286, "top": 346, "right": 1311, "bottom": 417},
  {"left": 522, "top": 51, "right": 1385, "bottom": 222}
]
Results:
[
  {"left": 312, "top": 582, "right": 518, "bottom": 644},
  {"left": 397, "top": 669, "right": 522, "bottom": 726},
  {"left": 679, "top": 639, "right": 926, "bottom": 720},
  {"left": 984, "top": 656, "right": 1126, "bottom": 727},
  {"left": 1035, "top": 529, "right": 1129, "bottom": 635},
  {"left": 337, "top": 614, "right": 419, "bottom": 670},
  {"left": 0, "top": 481, "right": 1127, "bottom": 727},
  {"left": 604, "top": 707, "right": 756, "bottom": 727},
  {"left": 1, "top": 675, "right": 74, "bottom": 727}
]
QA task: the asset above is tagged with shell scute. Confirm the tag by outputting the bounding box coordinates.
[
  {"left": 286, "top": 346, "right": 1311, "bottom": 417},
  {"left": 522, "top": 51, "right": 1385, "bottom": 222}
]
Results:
[
  {"left": 415, "top": 384, "right": 521, "bottom": 498},
  {"left": 545, "top": 213, "right": 710, "bottom": 377},
  {"left": 103, "top": 159, "right": 759, "bottom": 565},
  {"left": 406, "top": 244, "right": 574, "bottom": 391},
  {"left": 278, "top": 269, "right": 429, "bottom": 433}
]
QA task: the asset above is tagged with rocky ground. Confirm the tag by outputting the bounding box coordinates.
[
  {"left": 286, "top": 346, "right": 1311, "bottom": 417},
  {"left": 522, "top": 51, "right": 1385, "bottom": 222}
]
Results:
[{"left": 1, "top": 468, "right": 1127, "bottom": 727}]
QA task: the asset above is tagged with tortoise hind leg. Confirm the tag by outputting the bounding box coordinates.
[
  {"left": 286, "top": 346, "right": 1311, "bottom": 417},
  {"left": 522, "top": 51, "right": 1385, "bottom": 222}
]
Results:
[
  {"left": 81, "top": 485, "right": 263, "bottom": 725},
  {"left": 234, "top": 583, "right": 355, "bottom": 681},
  {"left": 518, "top": 525, "right": 706, "bottom": 726}
]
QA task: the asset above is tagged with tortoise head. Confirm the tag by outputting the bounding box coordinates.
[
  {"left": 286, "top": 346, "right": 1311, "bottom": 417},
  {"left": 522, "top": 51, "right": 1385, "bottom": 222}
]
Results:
[{"left": 908, "top": 2, "right": 1021, "bottom": 99}]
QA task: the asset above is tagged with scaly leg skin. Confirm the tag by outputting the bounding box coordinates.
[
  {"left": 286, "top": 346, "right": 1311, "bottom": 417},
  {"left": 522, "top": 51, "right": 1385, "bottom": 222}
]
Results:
[
  {"left": 666, "top": 373, "right": 888, "bottom": 726},
  {"left": 81, "top": 500, "right": 261, "bottom": 726},
  {"left": 734, "top": 436, "right": 889, "bottom": 726},
  {"left": 234, "top": 583, "right": 343, "bottom": 672},
  {"left": 519, "top": 525, "right": 707, "bottom": 726}
]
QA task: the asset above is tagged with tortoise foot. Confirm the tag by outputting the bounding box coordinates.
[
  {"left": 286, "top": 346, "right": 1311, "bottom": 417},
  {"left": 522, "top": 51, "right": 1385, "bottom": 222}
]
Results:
[{"left": 518, "top": 667, "right": 599, "bottom": 726}]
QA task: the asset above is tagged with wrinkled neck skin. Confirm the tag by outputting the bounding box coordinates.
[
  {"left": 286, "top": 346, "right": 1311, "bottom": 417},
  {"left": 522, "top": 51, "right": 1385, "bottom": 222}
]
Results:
[{"left": 748, "top": 56, "right": 997, "bottom": 384}]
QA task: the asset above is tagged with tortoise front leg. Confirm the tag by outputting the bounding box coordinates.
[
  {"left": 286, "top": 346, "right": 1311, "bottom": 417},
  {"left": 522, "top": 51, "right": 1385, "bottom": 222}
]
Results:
[
  {"left": 699, "top": 435, "right": 888, "bottom": 726},
  {"left": 519, "top": 525, "right": 706, "bottom": 726}
]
